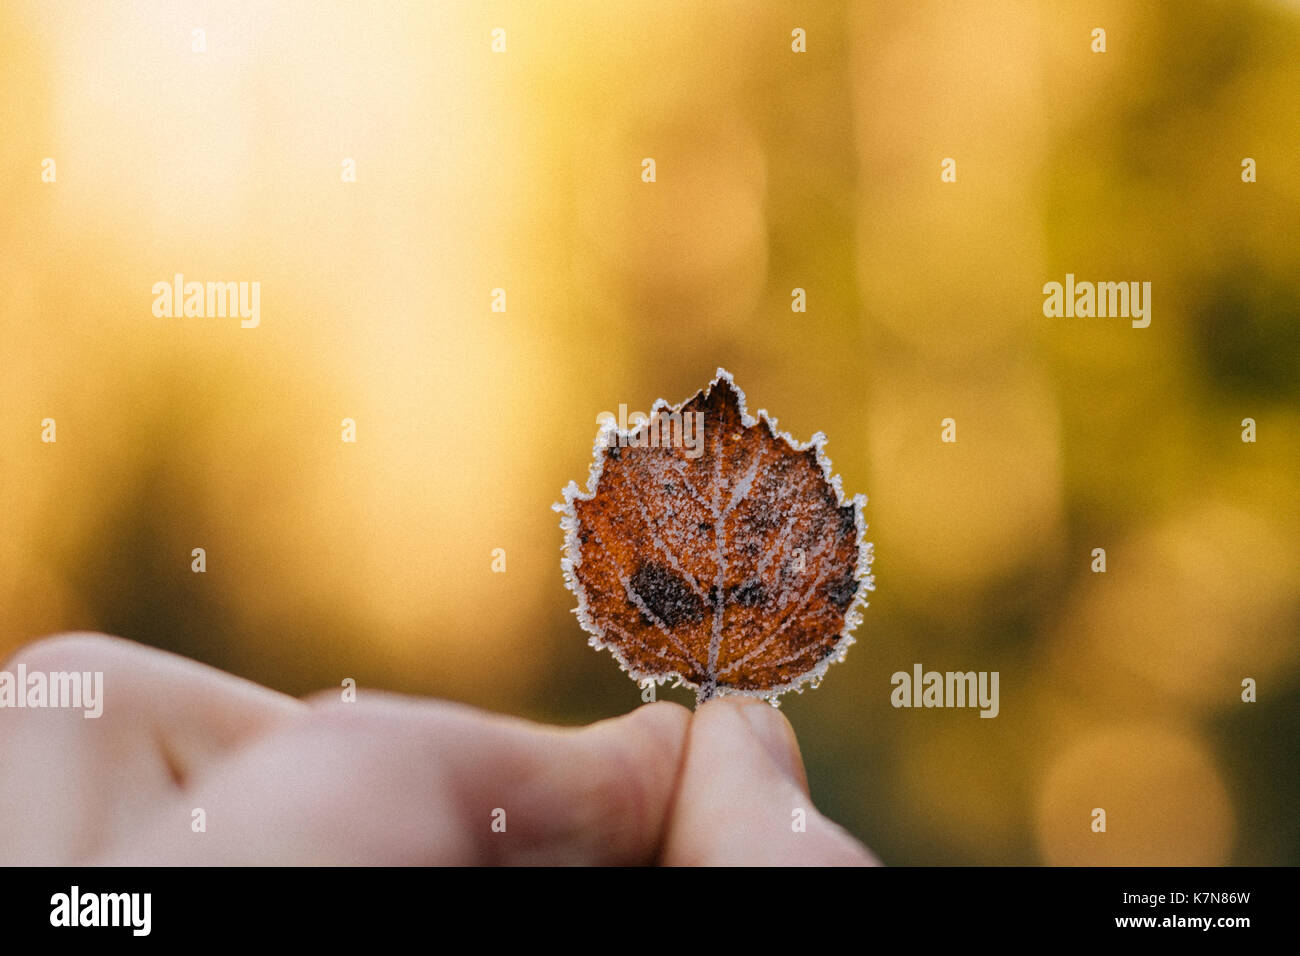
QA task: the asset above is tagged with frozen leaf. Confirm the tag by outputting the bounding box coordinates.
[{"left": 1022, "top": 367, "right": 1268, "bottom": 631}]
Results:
[{"left": 555, "top": 369, "right": 874, "bottom": 705}]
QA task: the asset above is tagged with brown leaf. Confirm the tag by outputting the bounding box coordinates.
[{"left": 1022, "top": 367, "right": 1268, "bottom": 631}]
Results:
[{"left": 555, "top": 369, "right": 874, "bottom": 705}]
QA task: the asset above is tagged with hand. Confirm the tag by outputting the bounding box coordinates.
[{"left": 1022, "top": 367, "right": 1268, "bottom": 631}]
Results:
[{"left": 0, "top": 633, "right": 876, "bottom": 866}]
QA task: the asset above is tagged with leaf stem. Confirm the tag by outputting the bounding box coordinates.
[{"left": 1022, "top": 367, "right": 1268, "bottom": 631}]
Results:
[{"left": 695, "top": 678, "right": 717, "bottom": 707}]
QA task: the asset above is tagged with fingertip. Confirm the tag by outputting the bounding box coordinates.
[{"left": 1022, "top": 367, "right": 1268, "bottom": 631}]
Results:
[
  {"left": 694, "top": 697, "right": 809, "bottom": 795},
  {"left": 663, "top": 696, "right": 879, "bottom": 865},
  {"left": 633, "top": 699, "right": 695, "bottom": 725},
  {"left": 588, "top": 700, "right": 692, "bottom": 772}
]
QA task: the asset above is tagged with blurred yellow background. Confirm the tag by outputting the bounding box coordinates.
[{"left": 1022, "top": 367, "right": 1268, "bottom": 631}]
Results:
[{"left": 2, "top": 0, "right": 1298, "bottom": 865}]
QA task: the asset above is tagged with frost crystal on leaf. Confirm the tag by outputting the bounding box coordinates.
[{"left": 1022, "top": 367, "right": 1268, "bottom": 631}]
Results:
[{"left": 554, "top": 369, "right": 875, "bottom": 705}]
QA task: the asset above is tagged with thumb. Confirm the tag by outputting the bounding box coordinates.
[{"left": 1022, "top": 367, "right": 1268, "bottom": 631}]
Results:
[{"left": 661, "top": 698, "right": 879, "bottom": 866}]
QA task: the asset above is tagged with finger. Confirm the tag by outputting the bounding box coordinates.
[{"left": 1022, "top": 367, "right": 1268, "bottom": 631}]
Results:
[
  {"left": 96, "top": 696, "right": 691, "bottom": 866},
  {"left": 661, "top": 698, "right": 879, "bottom": 866},
  {"left": 0, "top": 632, "right": 303, "bottom": 864}
]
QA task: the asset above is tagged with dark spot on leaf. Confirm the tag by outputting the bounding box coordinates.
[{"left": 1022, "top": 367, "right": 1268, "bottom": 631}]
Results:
[
  {"left": 745, "top": 509, "right": 782, "bottom": 533},
  {"left": 629, "top": 562, "right": 707, "bottom": 627},
  {"left": 837, "top": 504, "right": 857, "bottom": 536},
  {"left": 826, "top": 572, "right": 859, "bottom": 609},
  {"left": 731, "top": 579, "right": 766, "bottom": 607}
]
